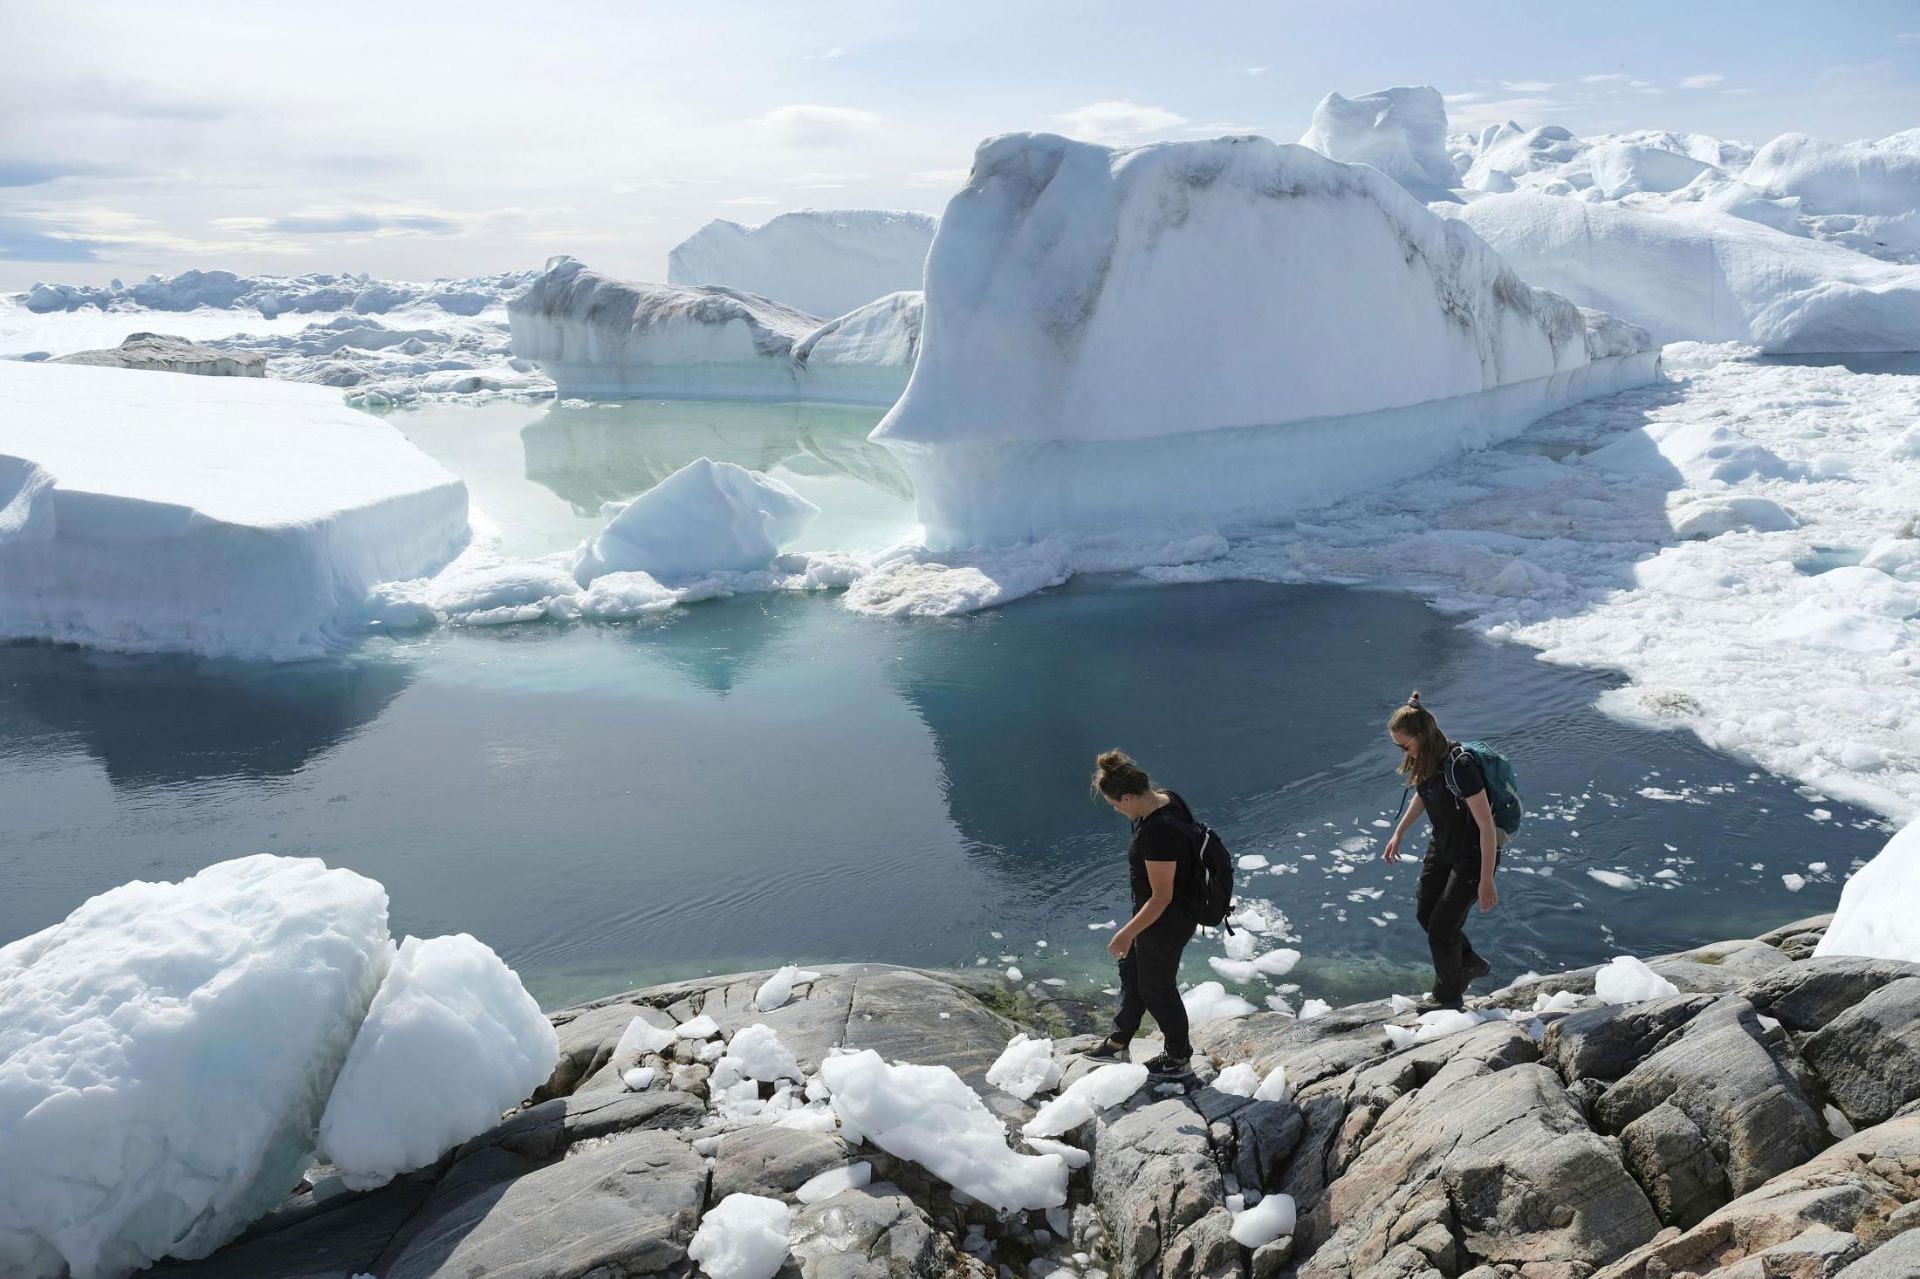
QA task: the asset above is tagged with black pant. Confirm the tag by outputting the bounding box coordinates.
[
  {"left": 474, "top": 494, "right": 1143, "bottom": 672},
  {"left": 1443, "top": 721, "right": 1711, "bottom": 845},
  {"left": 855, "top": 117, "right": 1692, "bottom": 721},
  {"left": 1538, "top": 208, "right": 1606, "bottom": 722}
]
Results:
[
  {"left": 1415, "top": 853, "right": 1487, "bottom": 1003},
  {"left": 1111, "top": 916, "right": 1196, "bottom": 1059}
]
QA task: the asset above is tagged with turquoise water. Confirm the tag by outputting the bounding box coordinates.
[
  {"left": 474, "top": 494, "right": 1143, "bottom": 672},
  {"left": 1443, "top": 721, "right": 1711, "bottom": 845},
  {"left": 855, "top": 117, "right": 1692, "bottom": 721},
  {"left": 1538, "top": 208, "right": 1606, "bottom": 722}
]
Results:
[{"left": 0, "top": 398, "right": 1888, "bottom": 1009}]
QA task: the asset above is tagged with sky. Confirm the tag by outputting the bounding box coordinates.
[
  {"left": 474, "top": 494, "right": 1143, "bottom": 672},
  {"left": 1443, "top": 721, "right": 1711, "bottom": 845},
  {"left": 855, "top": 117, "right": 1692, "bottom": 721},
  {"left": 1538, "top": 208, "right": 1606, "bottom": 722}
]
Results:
[{"left": 2, "top": 0, "right": 1916, "bottom": 291}]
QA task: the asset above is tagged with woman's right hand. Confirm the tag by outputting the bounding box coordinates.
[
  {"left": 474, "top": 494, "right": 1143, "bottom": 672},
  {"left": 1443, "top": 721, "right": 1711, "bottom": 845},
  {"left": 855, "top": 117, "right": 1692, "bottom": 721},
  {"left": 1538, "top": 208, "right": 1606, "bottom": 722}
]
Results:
[{"left": 1383, "top": 832, "right": 1402, "bottom": 863}]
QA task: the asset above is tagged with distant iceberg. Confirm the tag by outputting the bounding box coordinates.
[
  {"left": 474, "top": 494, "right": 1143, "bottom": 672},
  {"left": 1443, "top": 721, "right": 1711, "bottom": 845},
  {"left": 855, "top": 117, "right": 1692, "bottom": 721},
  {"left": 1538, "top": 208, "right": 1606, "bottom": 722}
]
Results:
[
  {"left": 871, "top": 132, "right": 1657, "bottom": 549},
  {"left": 667, "top": 208, "right": 937, "bottom": 319},
  {"left": 0, "top": 361, "right": 470, "bottom": 659},
  {"left": 508, "top": 257, "right": 918, "bottom": 404},
  {"left": 1446, "top": 194, "right": 1920, "bottom": 350},
  {"left": 1299, "top": 85, "right": 1460, "bottom": 201}
]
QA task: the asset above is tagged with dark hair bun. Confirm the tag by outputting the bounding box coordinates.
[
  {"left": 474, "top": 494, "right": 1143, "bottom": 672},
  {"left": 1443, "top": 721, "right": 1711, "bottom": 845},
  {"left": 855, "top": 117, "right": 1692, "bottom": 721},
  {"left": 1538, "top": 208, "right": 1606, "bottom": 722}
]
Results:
[
  {"left": 1407, "top": 690, "right": 1423, "bottom": 709},
  {"left": 1097, "top": 749, "right": 1134, "bottom": 773}
]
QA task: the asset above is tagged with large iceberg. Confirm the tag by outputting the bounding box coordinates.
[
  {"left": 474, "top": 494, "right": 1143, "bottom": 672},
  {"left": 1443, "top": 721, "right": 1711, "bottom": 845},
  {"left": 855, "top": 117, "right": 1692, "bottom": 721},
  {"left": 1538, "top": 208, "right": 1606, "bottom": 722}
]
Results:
[
  {"left": 666, "top": 208, "right": 937, "bottom": 318},
  {"left": 1742, "top": 131, "right": 1920, "bottom": 262},
  {"left": 872, "top": 132, "right": 1657, "bottom": 548},
  {"left": 16, "top": 266, "right": 533, "bottom": 319},
  {"left": 1446, "top": 194, "right": 1920, "bottom": 350},
  {"left": 0, "top": 361, "right": 470, "bottom": 659},
  {"left": 574, "top": 457, "right": 819, "bottom": 582},
  {"left": 1299, "top": 86, "right": 1460, "bottom": 200},
  {"left": 508, "top": 257, "right": 918, "bottom": 404},
  {"left": 0, "top": 856, "right": 392, "bottom": 1279}
]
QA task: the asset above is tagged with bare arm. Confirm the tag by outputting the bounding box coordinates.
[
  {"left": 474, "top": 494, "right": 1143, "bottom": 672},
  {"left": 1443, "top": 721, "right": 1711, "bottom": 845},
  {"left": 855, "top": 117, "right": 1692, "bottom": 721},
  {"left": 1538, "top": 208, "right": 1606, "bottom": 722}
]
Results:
[
  {"left": 1384, "top": 793, "right": 1425, "bottom": 862},
  {"left": 1465, "top": 789, "right": 1499, "bottom": 912},
  {"left": 1110, "top": 860, "right": 1179, "bottom": 955}
]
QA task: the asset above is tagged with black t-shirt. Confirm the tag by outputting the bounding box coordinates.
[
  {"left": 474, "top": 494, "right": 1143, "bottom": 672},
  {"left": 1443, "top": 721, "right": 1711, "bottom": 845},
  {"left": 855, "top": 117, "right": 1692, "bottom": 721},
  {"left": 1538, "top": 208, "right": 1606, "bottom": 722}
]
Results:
[
  {"left": 1417, "top": 746, "right": 1487, "bottom": 864},
  {"left": 1128, "top": 791, "right": 1198, "bottom": 911}
]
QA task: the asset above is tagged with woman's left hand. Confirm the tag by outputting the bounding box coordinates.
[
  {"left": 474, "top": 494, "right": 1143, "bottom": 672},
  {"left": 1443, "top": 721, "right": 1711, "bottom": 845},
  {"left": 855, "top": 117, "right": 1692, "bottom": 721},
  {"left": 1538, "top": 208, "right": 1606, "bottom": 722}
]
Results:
[
  {"left": 1107, "top": 931, "right": 1132, "bottom": 958},
  {"left": 1478, "top": 880, "right": 1499, "bottom": 914}
]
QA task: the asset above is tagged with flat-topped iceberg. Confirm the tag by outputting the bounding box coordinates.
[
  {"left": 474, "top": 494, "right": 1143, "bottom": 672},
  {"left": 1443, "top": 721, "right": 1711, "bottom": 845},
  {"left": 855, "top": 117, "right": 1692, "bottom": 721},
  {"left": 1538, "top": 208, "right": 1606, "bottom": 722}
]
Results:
[
  {"left": 509, "top": 257, "right": 918, "bottom": 404},
  {"left": 0, "top": 361, "right": 470, "bottom": 659},
  {"left": 1446, "top": 194, "right": 1920, "bottom": 350},
  {"left": 873, "top": 132, "right": 1656, "bottom": 548},
  {"left": 667, "top": 208, "right": 937, "bottom": 319},
  {"left": 1299, "top": 85, "right": 1460, "bottom": 200}
]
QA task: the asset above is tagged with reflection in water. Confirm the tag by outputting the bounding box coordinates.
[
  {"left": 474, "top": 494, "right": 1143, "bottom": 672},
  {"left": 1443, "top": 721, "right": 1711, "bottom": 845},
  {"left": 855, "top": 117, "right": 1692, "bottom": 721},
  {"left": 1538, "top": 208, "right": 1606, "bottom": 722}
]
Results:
[
  {"left": 0, "top": 643, "right": 412, "bottom": 790},
  {"left": 520, "top": 399, "right": 909, "bottom": 515}
]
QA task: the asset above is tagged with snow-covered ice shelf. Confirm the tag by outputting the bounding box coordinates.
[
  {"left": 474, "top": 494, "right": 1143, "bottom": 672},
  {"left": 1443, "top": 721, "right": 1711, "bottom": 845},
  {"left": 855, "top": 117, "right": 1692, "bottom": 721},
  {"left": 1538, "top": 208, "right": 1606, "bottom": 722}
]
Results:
[
  {"left": 873, "top": 132, "right": 1658, "bottom": 548},
  {"left": 0, "top": 361, "right": 470, "bottom": 659}
]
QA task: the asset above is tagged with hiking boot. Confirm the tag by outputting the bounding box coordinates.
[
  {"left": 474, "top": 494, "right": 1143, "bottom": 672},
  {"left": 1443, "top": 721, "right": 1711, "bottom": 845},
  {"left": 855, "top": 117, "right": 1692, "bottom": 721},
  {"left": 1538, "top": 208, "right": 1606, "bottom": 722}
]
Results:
[
  {"left": 1463, "top": 955, "right": 1492, "bottom": 986},
  {"left": 1082, "top": 1036, "right": 1129, "bottom": 1061},
  {"left": 1417, "top": 991, "right": 1465, "bottom": 1012},
  {"left": 1142, "top": 1052, "right": 1193, "bottom": 1077}
]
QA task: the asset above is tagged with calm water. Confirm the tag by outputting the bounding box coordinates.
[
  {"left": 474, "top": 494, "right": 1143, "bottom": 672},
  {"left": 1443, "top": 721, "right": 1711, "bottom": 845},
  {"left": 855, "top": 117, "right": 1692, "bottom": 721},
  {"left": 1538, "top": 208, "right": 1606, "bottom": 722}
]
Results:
[{"left": 0, "top": 397, "right": 1889, "bottom": 1009}]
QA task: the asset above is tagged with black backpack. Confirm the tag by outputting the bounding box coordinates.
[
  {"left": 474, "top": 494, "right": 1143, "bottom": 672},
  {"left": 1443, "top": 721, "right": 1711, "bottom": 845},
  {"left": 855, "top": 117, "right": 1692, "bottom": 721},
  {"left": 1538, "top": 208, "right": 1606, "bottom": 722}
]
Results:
[{"left": 1187, "top": 821, "right": 1235, "bottom": 930}]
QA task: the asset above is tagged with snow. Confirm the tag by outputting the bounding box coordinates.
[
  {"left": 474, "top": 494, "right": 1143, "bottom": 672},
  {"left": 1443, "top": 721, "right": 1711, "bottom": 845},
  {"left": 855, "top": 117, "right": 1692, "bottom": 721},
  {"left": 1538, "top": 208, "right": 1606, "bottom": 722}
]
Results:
[
  {"left": 874, "top": 132, "right": 1656, "bottom": 549},
  {"left": 1229, "top": 1192, "right": 1297, "bottom": 1247},
  {"left": 1587, "top": 870, "right": 1640, "bottom": 891},
  {"left": 508, "top": 257, "right": 915, "bottom": 405},
  {"left": 1299, "top": 86, "right": 1460, "bottom": 199},
  {"left": 317, "top": 934, "right": 557, "bottom": 1191},
  {"left": 1023, "top": 1136, "right": 1091, "bottom": 1170},
  {"left": 1742, "top": 132, "right": 1920, "bottom": 261},
  {"left": 0, "top": 855, "right": 390, "bottom": 1279},
  {"left": 1212, "top": 1063, "right": 1259, "bottom": 1097},
  {"left": 667, "top": 209, "right": 937, "bottom": 319},
  {"left": 575, "top": 459, "right": 818, "bottom": 583},
  {"left": 987, "top": 1033, "right": 1062, "bottom": 1100},
  {"left": 1253, "top": 1065, "right": 1290, "bottom": 1101},
  {"left": 820, "top": 1049, "right": 1068, "bottom": 1210},
  {"left": 1819, "top": 819, "right": 1920, "bottom": 963},
  {"left": 624, "top": 1066, "right": 657, "bottom": 1091},
  {"left": 755, "top": 964, "right": 823, "bottom": 1013},
  {"left": 678, "top": 1014, "right": 721, "bottom": 1039},
  {"left": 1022, "top": 1064, "right": 1150, "bottom": 1138},
  {"left": 615, "top": 1015, "right": 678, "bottom": 1060},
  {"left": 1594, "top": 956, "right": 1681, "bottom": 1005},
  {"left": 795, "top": 1162, "right": 873, "bottom": 1204},
  {"left": 1299, "top": 999, "right": 1331, "bottom": 1019},
  {"left": 1445, "top": 195, "right": 1920, "bottom": 351},
  {"left": 687, "top": 1193, "right": 791, "bottom": 1279},
  {"left": 1181, "top": 981, "right": 1259, "bottom": 1023},
  {"left": 0, "top": 361, "right": 470, "bottom": 659}
]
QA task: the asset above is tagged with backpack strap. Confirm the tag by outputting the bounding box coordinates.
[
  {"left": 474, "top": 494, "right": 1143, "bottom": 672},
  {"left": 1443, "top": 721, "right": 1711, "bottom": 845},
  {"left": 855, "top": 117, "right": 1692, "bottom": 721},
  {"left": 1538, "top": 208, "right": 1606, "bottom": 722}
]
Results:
[{"left": 1442, "top": 743, "right": 1472, "bottom": 805}]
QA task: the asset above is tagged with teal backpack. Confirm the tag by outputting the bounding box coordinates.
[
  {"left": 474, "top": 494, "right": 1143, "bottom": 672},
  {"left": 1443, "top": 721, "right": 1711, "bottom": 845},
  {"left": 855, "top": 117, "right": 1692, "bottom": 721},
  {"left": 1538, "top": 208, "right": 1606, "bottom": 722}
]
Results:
[{"left": 1444, "top": 741, "right": 1524, "bottom": 839}]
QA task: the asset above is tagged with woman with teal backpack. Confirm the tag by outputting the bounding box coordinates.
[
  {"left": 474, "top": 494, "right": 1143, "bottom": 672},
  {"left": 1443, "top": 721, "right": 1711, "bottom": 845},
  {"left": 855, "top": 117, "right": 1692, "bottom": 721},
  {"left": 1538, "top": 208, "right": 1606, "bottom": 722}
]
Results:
[{"left": 1382, "top": 691, "right": 1513, "bottom": 1011}]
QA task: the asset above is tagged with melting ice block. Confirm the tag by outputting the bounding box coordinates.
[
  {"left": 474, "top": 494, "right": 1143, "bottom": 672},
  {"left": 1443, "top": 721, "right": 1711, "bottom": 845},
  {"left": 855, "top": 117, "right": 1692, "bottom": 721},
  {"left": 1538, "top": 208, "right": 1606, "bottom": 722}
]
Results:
[
  {"left": 0, "top": 360, "right": 469, "bottom": 659},
  {"left": 573, "top": 458, "right": 818, "bottom": 583},
  {"left": 1819, "top": 819, "right": 1920, "bottom": 964},
  {"left": 507, "top": 257, "right": 918, "bottom": 405},
  {"left": 667, "top": 208, "right": 937, "bottom": 319},
  {"left": 0, "top": 856, "right": 392, "bottom": 1279},
  {"left": 1447, "top": 194, "right": 1920, "bottom": 350},
  {"left": 872, "top": 132, "right": 1657, "bottom": 548},
  {"left": 318, "top": 934, "right": 558, "bottom": 1191}
]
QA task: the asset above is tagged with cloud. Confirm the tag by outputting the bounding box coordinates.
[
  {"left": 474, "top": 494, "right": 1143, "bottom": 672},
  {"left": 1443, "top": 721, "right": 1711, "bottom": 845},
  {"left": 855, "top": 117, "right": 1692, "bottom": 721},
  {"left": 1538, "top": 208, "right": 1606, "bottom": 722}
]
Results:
[
  {"left": 1582, "top": 73, "right": 1631, "bottom": 84},
  {"left": 906, "top": 169, "right": 969, "bottom": 187},
  {"left": 1053, "top": 100, "right": 1188, "bottom": 145},
  {"left": 1500, "top": 80, "right": 1556, "bottom": 92},
  {"left": 0, "top": 218, "right": 104, "bottom": 262},
  {"left": 262, "top": 207, "right": 462, "bottom": 235},
  {"left": 1445, "top": 96, "right": 1561, "bottom": 131},
  {"left": 720, "top": 195, "right": 783, "bottom": 205},
  {"left": 1897, "top": 32, "right": 1920, "bottom": 43},
  {"left": 1679, "top": 73, "right": 1725, "bottom": 89},
  {"left": 56, "top": 77, "right": 230, "bottom": 123},
  {"left": 806, "top": 46, "right": 846, "bottom": 59},
  {"left": 1442, "top": 93, "right": 1483, "bottom": 104},
  {"left": 1180, "top": 121, "right": 1269, "bottom": 136},
  {"left": 753, "top": 104, "right": 883, "bottom": 148},
  {"left": 0, "top": 158, "right": 130, "bottom": 187},
  {"left": 1242, "top": 67, "right": 1268, "bottom": 77}
]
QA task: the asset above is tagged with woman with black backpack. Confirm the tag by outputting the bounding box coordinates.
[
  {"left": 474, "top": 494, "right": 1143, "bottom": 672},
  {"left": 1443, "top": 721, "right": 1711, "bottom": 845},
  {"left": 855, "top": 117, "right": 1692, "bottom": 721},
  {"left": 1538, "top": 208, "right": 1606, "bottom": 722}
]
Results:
[
  {"left": 1382, "top": 691, "right": 1500, "bottom": 1011},
  {"left": 1081, "top": 749, "right": 1201, "bottom": 1077}
]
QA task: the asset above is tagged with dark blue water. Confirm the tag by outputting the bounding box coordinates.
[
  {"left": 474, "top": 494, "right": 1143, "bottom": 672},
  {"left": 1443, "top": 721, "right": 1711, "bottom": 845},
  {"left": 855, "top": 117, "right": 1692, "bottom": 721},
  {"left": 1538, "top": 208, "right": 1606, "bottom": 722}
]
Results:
[{"left": 0, "top": 577, "right": 1885, "bottom": 1009}]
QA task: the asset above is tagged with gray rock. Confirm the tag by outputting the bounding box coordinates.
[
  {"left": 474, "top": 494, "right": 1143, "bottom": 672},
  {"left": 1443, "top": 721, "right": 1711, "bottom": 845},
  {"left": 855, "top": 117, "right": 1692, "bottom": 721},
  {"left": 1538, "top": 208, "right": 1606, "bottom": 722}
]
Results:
[
  {"left": 540, "top": 1001, "right": 672, "bottom": 1099},
  {"left": 1252, "top": 1235, "right": 1295, "bottom": 1279},
  {"left": 1196, "top": 1002, "right": 1402, "bottom": 1095},
  {"left": 711, "top": 1126, "right": 853, "bottom": 1201},
  {"left": 1694, "top": 1227, "right": 1863, "bottom": 1277},
  {"left": 1756, "top": 914, "right": 1836, "bottom": 946},
  {"left": 1489, "top": 940, "right": 1793, "bottom": 1012},
  {"left": 1804, "top": 978, "right": 1920, "bottom": 1128},
  {"left": 148, "top": 1178, "right": 432, "bottom": 1277},
  {"left": 1591, "top": 1114, "right": 1920, "bottom": 1279},
  {"left": 1541, "top": 994, "right": 1716, "bottom": 1084},
  {"left": 1740, "top": 957, "right": 1920, "bottom": 1033},
  {"left": 1616, "top": 1102, "right": 1728, "bottom": 1229},
  {"left": 1836, "top": 1229, "right": 1920, "bottom": 1277},
  {"left": 1301, "top": 1057, "right": 1657, "bottom": 1277},
  {"left": 376, "top": 1129, "right": 704, "bottom": 1278},
  {"left": 789, "top": 1183, "right": 977, "bottom": 1279},
  {"left": 1090, "top": 1098, "right": 1223, "bottom": 1278},
  {"left": 455, "top": 1086, "right": 703, "bottom": 1164},
  {"left": 1160, "top": 1206, "right": 1241, "bottom": 1279},
  {"left": 52, "top": 332, "right": 267, "bottom": 377},
  {"left": 1596, "top": 998, "right": 1827, "bottom": 1213}
]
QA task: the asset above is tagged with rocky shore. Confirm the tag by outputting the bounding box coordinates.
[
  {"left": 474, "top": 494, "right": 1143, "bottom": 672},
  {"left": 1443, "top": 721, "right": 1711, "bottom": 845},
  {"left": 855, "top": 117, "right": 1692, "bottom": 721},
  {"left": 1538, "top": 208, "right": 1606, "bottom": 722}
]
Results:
[{"left": 155, "top": 912, "right": 1920, "bottom": 1279}]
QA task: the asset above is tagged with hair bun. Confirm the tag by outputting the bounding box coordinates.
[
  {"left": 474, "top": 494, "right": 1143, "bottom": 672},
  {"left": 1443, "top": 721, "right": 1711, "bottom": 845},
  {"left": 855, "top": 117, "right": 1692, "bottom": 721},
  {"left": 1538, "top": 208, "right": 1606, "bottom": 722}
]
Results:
[
  {"left": 1097, "top": 749, "right": 1133, "bottom": 773},
  {"left": 1407, "top": 690, "right": 1423, "bottom": 709}
]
